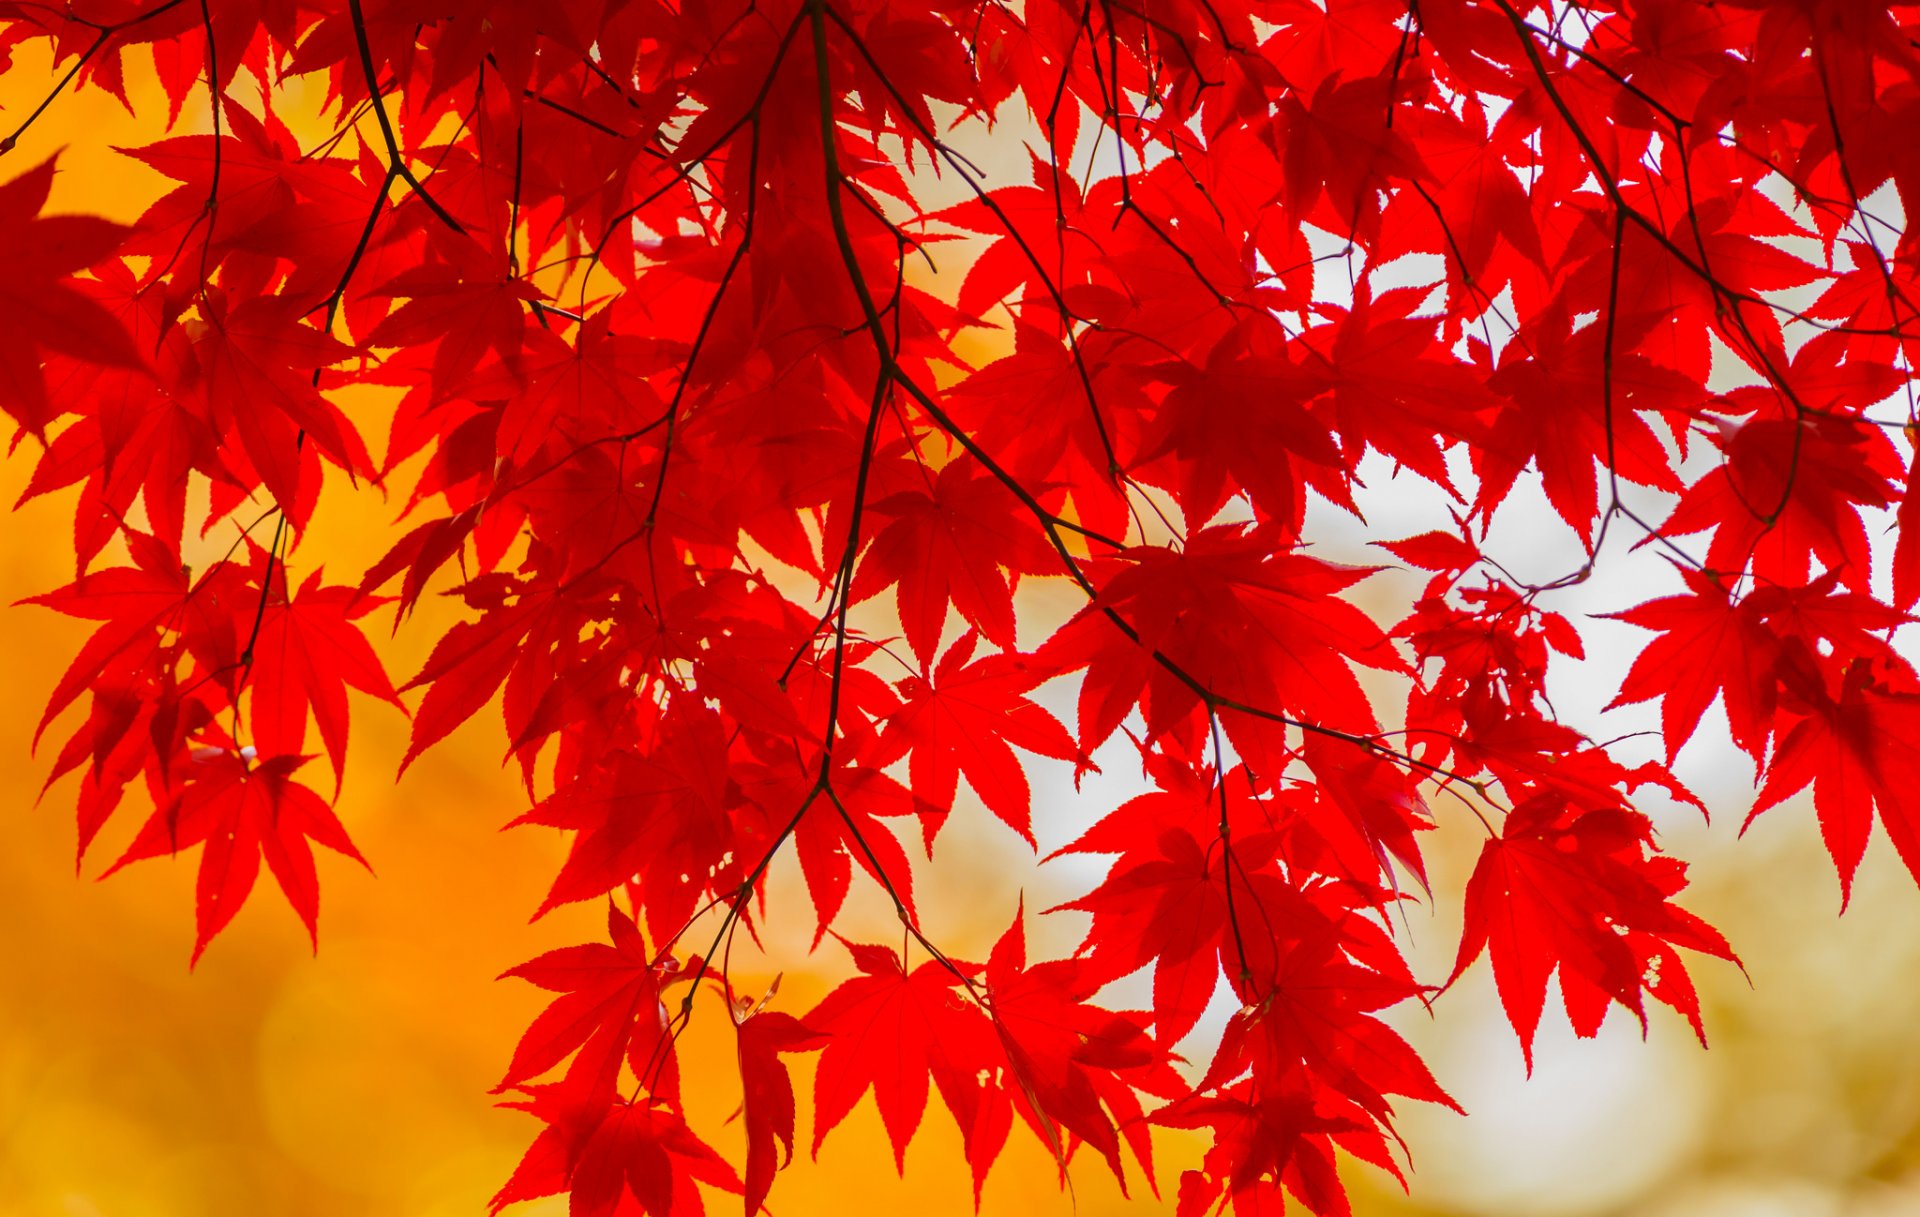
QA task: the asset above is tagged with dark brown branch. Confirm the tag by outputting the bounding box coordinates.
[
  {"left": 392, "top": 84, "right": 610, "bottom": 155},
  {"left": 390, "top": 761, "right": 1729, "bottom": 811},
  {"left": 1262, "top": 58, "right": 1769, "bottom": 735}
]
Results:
[{"left": 346, "top": 0, "right": 466, "bottom": 234}]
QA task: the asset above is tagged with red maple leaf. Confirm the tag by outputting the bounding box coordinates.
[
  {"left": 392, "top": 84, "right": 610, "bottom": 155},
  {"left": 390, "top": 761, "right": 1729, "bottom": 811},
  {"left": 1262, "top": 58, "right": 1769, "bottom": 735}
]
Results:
[
  {"left": 247, "top": 565, "right": 405, "bottom": 788},
  {"left": 1156, "top": 1082, "right": 1376, "bottom": 1217},
  {"left": 0, "top": 154, "right": 141, "bottom": 436},
  {"left": 981, "top": 906, "right": 1183, "bottom": 1193},
  {"left": 495, "top": 903, "right": 679, "bottom": 1105},
  {"left": 102, "top": 752, "right": 368, "bottom": 964},
  {"left": 1604, "top": 568, "right": 1783, "bottom": 762},
  {"left": 492, "top": 1087, "right": 743, "bottom": 1217},
  {"left": 186, "top": 292, "right": 373, "bottom": 526},
  {"left": 849, "top": 456, "right": 1053, "bottom": 664},
  {"left": 805, "top": 938, "right": 996, "bottom": 1173},
  {"left": 1748, "top": 661, "right": 1920, "bottom": 903},
  {"left": 570, "top": 1100, "right": 743, "bottom": 1217},
  {"left": 872, "top": 631, "right": 1082, "bottom": 846},
  {"left": 1449, "top": 795, "right": 1738, "bottom": 1067},
  {"left": 1044, "top": 523, "right": 1401, "bottom": 753},
  {"left": 731, "top": 996, "right": 826, "bottom": 1215},
  {"left": 364, "top": 233, "right": 541, "bottom": 401},
  {"left": 1137, "top": 313, "right": 1340, "bottom": 529}
]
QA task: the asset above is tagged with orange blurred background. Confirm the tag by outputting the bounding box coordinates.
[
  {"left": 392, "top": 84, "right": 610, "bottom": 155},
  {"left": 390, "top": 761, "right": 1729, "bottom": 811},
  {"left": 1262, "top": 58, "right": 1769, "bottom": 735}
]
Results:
[{"left": 8, "top": 37, "right": 1920, "bottom": 1217}]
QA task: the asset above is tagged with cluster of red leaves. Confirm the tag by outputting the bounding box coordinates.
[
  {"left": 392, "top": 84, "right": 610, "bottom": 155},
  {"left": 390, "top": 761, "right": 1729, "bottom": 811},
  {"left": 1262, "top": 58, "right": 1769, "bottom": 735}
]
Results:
[{"left": 7, "top": 0, "right": 1920, "bottom": 1213}]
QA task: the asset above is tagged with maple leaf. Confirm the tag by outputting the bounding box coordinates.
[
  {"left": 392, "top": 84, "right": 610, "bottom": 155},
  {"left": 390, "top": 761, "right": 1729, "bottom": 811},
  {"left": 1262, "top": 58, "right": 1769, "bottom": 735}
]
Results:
[
  {"left": 1747, "top": 662, "right": 1920, "bottom": 904},
  {"left": 1298, "top": 282, "right": 1498, "bottom": 492},
  {"left": 19, "top": 259, "right": 217, "bottom": 568},
  {"left": 0, "top": 153, "right": 141, "bottom": 436},
  {"left": 982, "top": 906, "right": 1183, "bottom": 1193},
  {"left": 493, "top": 1087, "right": 743, "bottom": 1217},
  {"left": 1379, "top": 94, "right": 1545, "bottom": 296},
  {"left": 1476, "top": 305, "right": 1692, "bottom": 543},
  {"left": 1449, "top": 795, "right": 1738, "bottom": 1068},
  {"left": 1054, "top": 823, "right": 1231, "bottom": 1049},
  {"left": 572, "top": 1100, "right": 743, "bottom": 1217},
  {"left": 1044, "top": 523, "right": 1401, "bottom": 753},
  {"left": 930, "top": 149, "right": 1108, "bottom": 323},
  {"left": 247, "top": 566, "right": 405, "bottom": 788},
  {"left": 1661, "top": 337, "right": 1903, "bottom": 593},
  {"left": 490, "top": 312, "right": 672, "bottom": 468},
  {"left": 872, "top": 631, "right": 1082, "bottom": 847},
  {"left": 1155, "top": 1082, "right": 1373, "bottom": 1217},
  {"left": 1137, "top": 313, "right": 1342, "bottom": 530},
  {"left": 806, "top": 939, "right": 996, "bottom": 1173},
  {"left": 1375, "top": 529, "right": 1479, "bottom": 574},
  {"left": 516, "top": 707, "right": 739, "bottom": 926},
  {"left": 1271, "top": 70, "right": 1426, "bottom": 241},
  {"left": 102, "top": 752, "right": 368, "bottom": 964},
  {"left": 186, "top": 292, "right": 373, "bottom": 526},
  {"left": 397, "top": 582, "right": 560, "bottom": 772},
  {"left": 732, "top": 998, "right": 826, "bottom": 1215},
  {"left": 849, "top": 456, "right": 1053, "bottom": 665},
  {"left": 1883, "top": 433, "right": 1920, "bottom": 612},
  {"left": 365, "top": 234, "right": 542, "bottom": 400},
  {"left": 496, "top": 903, "right": 679, "bottom": 1106},
  {"left": 1604, "top": 568, "right": 1782, "bottom": 762},
  {"left": 945, "top": 327, "right": 1146, "bottom": 544},
  {"left": 1047, "top": 748, "right": 1288, "bottom": 1047},
  {"left": 788, "top": 770, "right": 921, "bottom": 943},
  {"left": 118, "top": 101, "right": 371, "bottom": 307},
  {"left": 25, "top": 531, "right": 244, "bottom": 749},
  {"left": 23, "top": 531, "right": 255, "bottom": 858},
  {"left": 1200, "top": 888, "right": 1456, "bottom": 1127}
]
